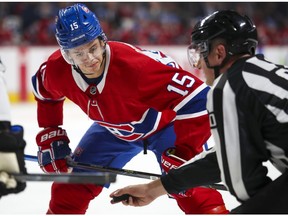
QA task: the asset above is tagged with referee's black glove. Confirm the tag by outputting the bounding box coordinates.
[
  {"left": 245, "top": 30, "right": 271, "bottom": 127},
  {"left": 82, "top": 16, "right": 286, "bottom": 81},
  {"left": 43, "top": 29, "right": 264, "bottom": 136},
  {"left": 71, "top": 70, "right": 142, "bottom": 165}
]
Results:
[{"left": 0, "top": 124, "right": 27, "bottom": 198}]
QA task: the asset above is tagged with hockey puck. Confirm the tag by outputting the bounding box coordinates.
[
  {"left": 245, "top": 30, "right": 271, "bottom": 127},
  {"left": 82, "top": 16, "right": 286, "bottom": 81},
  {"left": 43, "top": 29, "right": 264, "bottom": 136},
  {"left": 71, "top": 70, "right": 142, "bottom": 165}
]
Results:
[{"left": 111, "top": 194, "right": 130, "bottom": 203}]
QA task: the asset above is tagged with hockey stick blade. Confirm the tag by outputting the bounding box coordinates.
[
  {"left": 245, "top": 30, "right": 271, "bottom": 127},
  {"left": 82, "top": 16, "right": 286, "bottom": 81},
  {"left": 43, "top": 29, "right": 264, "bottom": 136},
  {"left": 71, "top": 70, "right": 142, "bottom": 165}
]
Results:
[{"left": 11, "top": 172, "right": 116, "bottom": 184}]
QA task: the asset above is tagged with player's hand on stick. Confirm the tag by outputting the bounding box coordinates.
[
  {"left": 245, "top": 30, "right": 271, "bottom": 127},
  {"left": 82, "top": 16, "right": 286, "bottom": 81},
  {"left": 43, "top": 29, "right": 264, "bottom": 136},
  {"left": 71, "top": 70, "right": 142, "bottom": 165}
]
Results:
[
  {"left": 0, "top": 125, "right": 27, "bottom": 197},
  {"left": 36, "top": 127, "right": 72, "bottom": 173}
]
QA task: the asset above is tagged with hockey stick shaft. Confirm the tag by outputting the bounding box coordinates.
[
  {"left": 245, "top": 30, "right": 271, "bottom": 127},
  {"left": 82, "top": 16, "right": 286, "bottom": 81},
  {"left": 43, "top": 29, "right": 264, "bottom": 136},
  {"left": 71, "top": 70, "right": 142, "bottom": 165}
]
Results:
[
  {"left": 67, "top": 158, "right": 161, "bottom": 180},
  {"left": 67, "top": 159, "right": 227, "bottom": 191},
  {"left": 25, "top": 154, "right": 227, "bottom": 191},
  {"left": 12, "top": 172, "right": 116, "bottom": 184},
  {"left": 25, "top": 154, "right": 38, "bottom": 162},
  {"left": 25, "top": 154, "right": 159, "bottom": 180}
]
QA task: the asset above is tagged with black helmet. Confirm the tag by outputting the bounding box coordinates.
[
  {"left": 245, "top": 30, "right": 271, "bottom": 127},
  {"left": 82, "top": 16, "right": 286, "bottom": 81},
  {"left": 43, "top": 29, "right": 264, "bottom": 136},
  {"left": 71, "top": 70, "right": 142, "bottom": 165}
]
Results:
[{"left": 188, "top": 10, "right": 258, "bottom": 68}]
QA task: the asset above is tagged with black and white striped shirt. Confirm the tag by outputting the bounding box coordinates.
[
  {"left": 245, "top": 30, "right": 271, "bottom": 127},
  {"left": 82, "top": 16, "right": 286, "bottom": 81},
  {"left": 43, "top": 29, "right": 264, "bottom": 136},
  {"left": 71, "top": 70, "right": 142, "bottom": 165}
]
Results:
[
  {"left": 161, "top": 54, "right": 288, "bottom": 202},
  {"left": 208, "top": 54, "right": 288, "bottom": 201}
]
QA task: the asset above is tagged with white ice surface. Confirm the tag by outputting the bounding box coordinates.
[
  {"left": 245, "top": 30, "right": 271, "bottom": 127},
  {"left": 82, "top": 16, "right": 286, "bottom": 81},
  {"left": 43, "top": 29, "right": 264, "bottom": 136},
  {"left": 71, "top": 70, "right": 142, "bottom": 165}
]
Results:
[{"left": 0, "top": 102, "right": 280, "bottom": 215}]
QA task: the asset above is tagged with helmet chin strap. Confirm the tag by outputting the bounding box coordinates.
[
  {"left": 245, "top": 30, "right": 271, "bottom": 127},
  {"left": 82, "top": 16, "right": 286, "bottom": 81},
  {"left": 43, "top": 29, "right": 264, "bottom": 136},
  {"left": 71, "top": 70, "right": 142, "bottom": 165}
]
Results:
[
  {"left": 204, "top": 54, "right": 231, "bottom": 80},
  {"left": 213, "top": 66, "right": 221, "bottom": 79}
]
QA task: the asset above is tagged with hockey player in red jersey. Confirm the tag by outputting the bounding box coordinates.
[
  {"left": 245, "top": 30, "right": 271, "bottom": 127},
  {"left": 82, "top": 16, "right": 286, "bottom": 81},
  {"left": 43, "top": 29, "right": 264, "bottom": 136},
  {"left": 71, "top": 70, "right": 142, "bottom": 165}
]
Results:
[{"left": 31, "top": 3, "right": 228, "bottom": 214}]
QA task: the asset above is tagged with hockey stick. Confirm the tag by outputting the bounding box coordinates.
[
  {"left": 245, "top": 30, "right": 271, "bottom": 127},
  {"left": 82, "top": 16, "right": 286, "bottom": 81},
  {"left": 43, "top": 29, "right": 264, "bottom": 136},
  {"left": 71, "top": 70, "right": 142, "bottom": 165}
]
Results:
[
  {"left": 25, "top": 154, "right": 227, "bottom": 191},
  {"left": 12, "top": 172, "right": 116, "bottom": 184},
  {"left": 66, "top": 158, "right": 227, "bottom": 191},
  {"left": 25, "top": 154, "right": 160, "bottom": 180},
  {"left": 67, "top": 157, "right": 161, "bottom": 181},
  {"left": 25, "top": 154, "right": 38, "bottom": 162},
  {"left": 22, "top": 154, "right": 116, "bottom": 183}
]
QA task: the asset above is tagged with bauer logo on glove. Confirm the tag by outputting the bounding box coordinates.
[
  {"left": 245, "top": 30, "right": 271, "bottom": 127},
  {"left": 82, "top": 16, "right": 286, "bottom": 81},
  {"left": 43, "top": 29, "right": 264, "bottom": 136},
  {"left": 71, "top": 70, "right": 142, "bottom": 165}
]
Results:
[
  {"left": 36, "top": 127, "right": 72, "bottom": 173},
  {"left": 39, "top": 128, "right": 68, "bottom": 142}
]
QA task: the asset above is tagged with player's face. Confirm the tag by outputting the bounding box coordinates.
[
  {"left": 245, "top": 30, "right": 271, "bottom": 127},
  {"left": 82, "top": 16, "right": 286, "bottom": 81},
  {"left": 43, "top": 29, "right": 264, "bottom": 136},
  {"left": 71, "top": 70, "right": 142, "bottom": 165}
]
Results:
[{"left": 68, "top": 39, "right": 106, "bottom": 78}]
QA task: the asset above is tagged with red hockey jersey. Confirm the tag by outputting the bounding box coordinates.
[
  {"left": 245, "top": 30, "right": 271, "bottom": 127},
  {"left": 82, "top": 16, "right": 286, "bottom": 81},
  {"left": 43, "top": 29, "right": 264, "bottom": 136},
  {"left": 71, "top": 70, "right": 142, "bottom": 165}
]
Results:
[{"left": 32, "top": 41, "right": 211, "bottom": 159}]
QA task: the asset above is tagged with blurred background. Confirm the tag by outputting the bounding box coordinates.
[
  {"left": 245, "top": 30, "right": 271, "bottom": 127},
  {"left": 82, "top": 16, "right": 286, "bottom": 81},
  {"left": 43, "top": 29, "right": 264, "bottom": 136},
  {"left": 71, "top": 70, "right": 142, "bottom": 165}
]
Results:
[
  {"left": 1, "top": 1, "right": 288, "bottom": 103},
  {"left": 1, "top": 2, "right": 288, "bottom": 46}
]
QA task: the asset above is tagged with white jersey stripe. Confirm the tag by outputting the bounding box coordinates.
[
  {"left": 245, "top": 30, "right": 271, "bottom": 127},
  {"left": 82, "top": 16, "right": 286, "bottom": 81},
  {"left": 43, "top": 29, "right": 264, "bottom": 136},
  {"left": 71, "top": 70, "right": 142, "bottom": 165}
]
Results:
[
  {"left": 175, "top": 110, "right": 208, "bottom": 120},
  {"left": 222, "top": 81, "right": 249, "bottom": 200},
  {"left": 243, "top": 71, "right": 288, "bottom": 100},
  {"left": 247, "top": 57, "right": 277, "bottom": 71}
]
